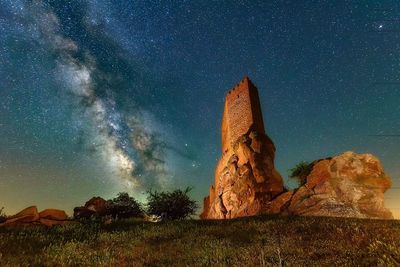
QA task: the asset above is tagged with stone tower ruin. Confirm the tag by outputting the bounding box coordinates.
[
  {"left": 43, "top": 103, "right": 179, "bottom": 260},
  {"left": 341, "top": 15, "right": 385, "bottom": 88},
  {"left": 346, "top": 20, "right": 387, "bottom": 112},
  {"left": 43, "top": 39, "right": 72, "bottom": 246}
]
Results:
[
  {"left": 201, "top": 77, "right": 284, "bottom": 219},
  {"left": 221, "top": 77, "right": 265, "bottom": 154}
]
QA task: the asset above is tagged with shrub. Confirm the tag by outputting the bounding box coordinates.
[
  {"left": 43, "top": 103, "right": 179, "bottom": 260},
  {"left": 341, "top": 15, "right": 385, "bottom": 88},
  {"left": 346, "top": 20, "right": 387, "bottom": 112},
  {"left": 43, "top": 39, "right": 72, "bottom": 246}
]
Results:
[
  {"left": 146, "top": 187, "right": 198, "bottom": 220},
  {"left": 289, "top": 161, "right": 313, "bottom": 186},
  {"left": 106, "top": 192, "right": 143, "bottom": 219}
]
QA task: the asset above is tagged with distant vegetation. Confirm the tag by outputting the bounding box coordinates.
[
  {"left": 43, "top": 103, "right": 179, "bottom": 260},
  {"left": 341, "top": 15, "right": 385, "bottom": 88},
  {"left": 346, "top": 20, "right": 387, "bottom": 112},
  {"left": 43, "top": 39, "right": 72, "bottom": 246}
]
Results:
[
  {"left": 0, "top": 207, "right": 6, "bottom": 223},
  {"left": 106, "top": 192, "right": 144, "bottom": 219},
  {"left": 147, "top": 187, "right": 198, "bottom": 220},
  {"left": 289, "top": 161, "right": 314, "bottom": 186},
  {"left": 0, "top": 215, "right": 399, "bottom": 266},
  {"left": 74, "top": 188, "right": 198, "bottom": 221}
]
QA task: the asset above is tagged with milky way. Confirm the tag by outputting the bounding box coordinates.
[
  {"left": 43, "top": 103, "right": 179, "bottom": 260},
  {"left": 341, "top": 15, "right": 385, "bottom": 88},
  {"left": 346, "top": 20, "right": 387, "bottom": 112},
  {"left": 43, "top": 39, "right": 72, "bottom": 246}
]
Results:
[
  {"left": 27, "top": 1, "right": 176, "bottom": 190},
  {"left": 0, "top": 0, "right": 198, "bottom": 208},
  {"left": 0, "top": 0, "right": 399, "bottom": 217}
]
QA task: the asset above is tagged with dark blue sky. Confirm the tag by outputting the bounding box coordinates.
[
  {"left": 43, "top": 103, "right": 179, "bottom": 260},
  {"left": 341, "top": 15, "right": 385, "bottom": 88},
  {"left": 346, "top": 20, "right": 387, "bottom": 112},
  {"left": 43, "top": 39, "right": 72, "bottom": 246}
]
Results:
[{"left": 0, "top": 0, "right": 399, "bottom": 217}]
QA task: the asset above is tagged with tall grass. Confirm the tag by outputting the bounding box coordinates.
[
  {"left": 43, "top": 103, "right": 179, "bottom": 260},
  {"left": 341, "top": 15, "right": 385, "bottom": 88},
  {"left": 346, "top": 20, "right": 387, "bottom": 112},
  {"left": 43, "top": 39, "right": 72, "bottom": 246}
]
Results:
[{"left": 0, "top": 215, "right": 399, "bottom": 266}]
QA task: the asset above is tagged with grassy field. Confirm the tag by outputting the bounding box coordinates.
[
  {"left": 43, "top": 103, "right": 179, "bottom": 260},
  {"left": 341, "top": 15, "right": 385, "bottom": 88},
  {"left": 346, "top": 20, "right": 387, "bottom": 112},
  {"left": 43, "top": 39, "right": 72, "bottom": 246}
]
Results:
[{"left": 0, "top": 215, "right": 399, "bottom": 266}]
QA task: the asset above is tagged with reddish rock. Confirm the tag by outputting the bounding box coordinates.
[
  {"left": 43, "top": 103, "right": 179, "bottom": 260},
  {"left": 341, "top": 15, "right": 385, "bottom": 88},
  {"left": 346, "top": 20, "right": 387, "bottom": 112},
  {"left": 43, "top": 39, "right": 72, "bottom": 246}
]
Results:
[
  {"left": 306, "top": 159, "right": 331, "bottom": 190},
  {"left": 267, "top": 152, "right": 393, "bottom": 219},
  {"left": 202, "top": 77, "right": 284, "bottom": 219},
  {"left": 85, "top": 197, "right": 107, "bottom": 214},
  {"left": 5, "top": 206, "right": 39, "bottom": 224},
  {"left": 39, "top": 209, "right": 68, "bottom": 221},
  {"left": 39, "top": 218, "right": 67, "bottom": 227},
  {"left": 267, "top": 191, "right": 294, "bottom": 214},
  {"left": 1, "top": 206, "right": 69, "bottom": 227},
  {"left": 74, "top": 196, "right": 107, "bottom": 219}
]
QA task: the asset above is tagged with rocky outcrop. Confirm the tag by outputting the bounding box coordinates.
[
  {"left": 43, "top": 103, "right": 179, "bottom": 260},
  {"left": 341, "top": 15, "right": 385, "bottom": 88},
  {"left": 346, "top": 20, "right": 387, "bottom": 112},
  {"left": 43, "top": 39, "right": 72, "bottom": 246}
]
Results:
[
  {"left": 4, "top": 206, "right": 40, "bottom": 224},
  {"left": 39, "top": 209, "right": 68, "bottom": 221},
  {"left": 201, "top": 77, "right": 285, "bottom": 219},
  {"left": 73, "top": 197, "right": 107, "bottom": 219},
  {"left": 38, "top": 209, "right": 68, "bottom": 226},
  {"left": 201, "top": 76, "right": 393, "bottom": 220},
  {"left": 201, "top": 129, "right": 284, "bottom": 219},
  {"left": 267, "top": 152, "right": 393, "bottom": 219},
  {"left": 0, "top": 206, "right": 70, "bottom": 227}
]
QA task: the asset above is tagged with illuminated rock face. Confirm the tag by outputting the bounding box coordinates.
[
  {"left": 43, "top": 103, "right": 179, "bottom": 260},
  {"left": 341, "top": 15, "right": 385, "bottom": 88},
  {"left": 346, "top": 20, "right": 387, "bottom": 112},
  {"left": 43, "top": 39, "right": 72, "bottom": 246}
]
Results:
[
  {"left": 201, "top": 77, "right": 284, "bottom": 219},
  {"left": 267, "top": 152, "right": 393, "bottom": 219}
]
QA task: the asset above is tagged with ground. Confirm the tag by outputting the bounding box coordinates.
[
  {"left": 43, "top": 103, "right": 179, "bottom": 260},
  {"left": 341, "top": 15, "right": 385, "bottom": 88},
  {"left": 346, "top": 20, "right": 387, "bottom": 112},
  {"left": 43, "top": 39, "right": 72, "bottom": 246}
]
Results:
[{"left": 0, "top": 215, "right": 399, "bottom": 266}]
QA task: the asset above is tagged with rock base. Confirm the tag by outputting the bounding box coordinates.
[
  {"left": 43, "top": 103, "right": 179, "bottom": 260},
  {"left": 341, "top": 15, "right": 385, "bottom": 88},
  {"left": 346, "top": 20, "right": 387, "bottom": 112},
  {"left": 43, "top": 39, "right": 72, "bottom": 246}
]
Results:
[{"left": 201, "top": 129, "right": 284, "bottom": 219}]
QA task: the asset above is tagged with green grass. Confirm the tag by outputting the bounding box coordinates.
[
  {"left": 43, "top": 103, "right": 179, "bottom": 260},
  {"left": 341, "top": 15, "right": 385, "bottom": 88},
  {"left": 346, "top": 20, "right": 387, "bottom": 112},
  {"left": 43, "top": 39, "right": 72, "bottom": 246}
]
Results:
[{"left": 0, "top": 215, "right": 399, "bottom": 266}]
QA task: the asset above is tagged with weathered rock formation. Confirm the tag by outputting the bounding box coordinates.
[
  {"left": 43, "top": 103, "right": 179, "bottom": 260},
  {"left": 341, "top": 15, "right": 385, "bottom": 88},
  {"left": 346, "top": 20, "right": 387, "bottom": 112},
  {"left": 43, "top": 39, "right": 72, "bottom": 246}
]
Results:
[
  {"left": 0, "top": 206, "right": 69, "bottom": 227},
  {"left": 201, "top": 77, "right": 393, "bottom": 220},
  {"left": 73, "top": 196, "right": 108, "bottom": 219},
  {"left": 267, "top": 152, "right": 393, "bottom": 219},
  {"left": 201, "top": 77, "right": 284, "bottom": 219},
  {"left": 39, "top": 209, "right": 69, "bottom": 226},
  {"left": 4, "top": 206, "right": 40, "bottom": 224}
]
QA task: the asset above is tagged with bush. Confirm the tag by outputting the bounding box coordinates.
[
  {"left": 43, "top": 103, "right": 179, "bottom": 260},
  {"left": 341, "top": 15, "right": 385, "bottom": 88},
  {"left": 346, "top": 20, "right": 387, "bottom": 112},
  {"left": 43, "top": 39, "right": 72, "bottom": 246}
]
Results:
[
  {"left": 146, "top": 187, "right": 198, "bottom": 220},
  {"left": 106, "top": 192, "right": 143, "bottom": 219},
  {"left": 0, "top": 207, "right": 6, "bottom": 223},
  {"left": 289, "top": 161, "right": 313, "bottom": 186}
]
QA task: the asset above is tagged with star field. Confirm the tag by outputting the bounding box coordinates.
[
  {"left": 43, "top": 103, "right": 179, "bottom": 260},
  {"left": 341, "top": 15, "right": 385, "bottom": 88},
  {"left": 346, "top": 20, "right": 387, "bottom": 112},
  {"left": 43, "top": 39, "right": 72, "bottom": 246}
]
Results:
[{"left": 0, "top": 0, "right": 399, "bottom": 218}]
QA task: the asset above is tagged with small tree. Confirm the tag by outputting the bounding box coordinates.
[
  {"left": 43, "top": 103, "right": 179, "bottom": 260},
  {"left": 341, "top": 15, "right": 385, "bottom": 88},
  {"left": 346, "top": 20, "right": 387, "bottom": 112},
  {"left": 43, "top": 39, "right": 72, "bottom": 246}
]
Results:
[
  {"left": 146, "top": 187, "right": 198, "bottom": 220},
  {"left": 289, "top": 161, "right": 313, "bottom": 186},
  {"left": 106, "top": 192, "right": 143, "bottom": 219}
]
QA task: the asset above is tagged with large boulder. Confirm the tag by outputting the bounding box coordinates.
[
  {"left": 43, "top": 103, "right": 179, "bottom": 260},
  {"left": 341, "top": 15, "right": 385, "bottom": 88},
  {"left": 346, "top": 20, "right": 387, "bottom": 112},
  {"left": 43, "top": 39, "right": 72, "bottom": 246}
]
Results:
[
  {"left": 3, "top": 206, "right": 40, "bottom": 224},
  {"left": 39, "top": 209, "right": 68, "bottom": 221},
  {"left": 268, "top": 152, "right": 393, "bottom": 219},
  {"left": 201, "top": 130, "right": 284, "bottom": 219},
  {"left": 1, "top": 206, "right": 69, "bottom": 227},
  {"left": 74, "top": 197, "right": 107, "bottom": 219},
  {"left": 85, "top": 197, "right": 107, "bottom": 214}
]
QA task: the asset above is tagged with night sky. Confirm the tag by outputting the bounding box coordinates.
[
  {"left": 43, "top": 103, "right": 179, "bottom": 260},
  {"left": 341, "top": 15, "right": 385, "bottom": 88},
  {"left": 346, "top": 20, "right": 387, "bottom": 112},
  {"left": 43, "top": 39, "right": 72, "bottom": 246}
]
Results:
[{"left": 0, "top": 1, "right": 399, "bottom": 218}]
